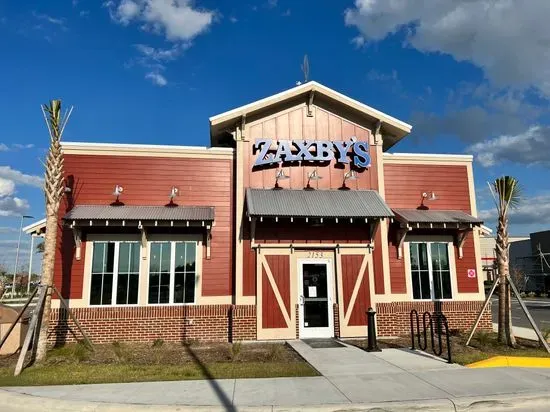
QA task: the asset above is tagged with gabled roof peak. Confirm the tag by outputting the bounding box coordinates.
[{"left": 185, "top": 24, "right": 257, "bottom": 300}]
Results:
[{"left": 209, "top": 81, "right": 412, "bottom": 150}]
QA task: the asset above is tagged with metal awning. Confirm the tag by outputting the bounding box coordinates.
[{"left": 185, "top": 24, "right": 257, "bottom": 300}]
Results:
[
  {"left": 63, "top": 205, "right": 214, "bottom": 227},
  {"left": 393, "top": 209, "right": 482, "bottom": 228},
  {"left": 246, "top": 188, "right": 393, "bottom": 221},
  {"left": 391, "top": 209, "right": 483, "bottom": 260}
]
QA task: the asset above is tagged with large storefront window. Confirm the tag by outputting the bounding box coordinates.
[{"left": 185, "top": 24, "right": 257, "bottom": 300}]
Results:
[
  {"left": 90, "top": 241, "right": 140, "bottom": 305},
  {"left": 409, "top": 242, "right": 452, "bottom": 300},
  {"left": 148, "top": 241, "right": 197, "bottom": 304}
]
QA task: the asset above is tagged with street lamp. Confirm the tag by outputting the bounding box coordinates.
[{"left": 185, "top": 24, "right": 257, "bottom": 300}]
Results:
[{"left": 12, "top": 215, "right": 34, "bottom": 297}]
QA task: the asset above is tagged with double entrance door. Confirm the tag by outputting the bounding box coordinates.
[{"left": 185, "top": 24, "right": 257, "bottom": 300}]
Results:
[{"left": 298, "top": 259, "right": 334, "bottom": 339}]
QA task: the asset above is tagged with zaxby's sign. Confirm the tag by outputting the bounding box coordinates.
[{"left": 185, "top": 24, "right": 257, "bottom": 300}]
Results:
[{"left": 253, "top": 137, "right": 370, "bottom": 168}]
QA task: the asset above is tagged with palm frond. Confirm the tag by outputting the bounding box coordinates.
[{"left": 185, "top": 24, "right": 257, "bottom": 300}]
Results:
[{"left": 491, "top": 176, "right": 521, "bottom": 216}]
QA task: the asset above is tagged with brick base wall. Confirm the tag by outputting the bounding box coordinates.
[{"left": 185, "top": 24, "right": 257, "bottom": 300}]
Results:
[
  {"left": 376, "top": 300, "right": 492, "bottom": 337},
  {"left": 48, "top": 304, "right": 256, "bottom": 346}
]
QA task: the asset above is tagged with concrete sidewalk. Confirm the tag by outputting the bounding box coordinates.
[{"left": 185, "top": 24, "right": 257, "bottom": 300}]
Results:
[{"left": 1, "top": 341, "right": 550, "bottom": 411}]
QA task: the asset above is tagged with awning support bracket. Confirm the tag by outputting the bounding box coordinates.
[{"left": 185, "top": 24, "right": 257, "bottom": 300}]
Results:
[
  {"left": 72, "top": 228, "right": 82, "bottom": 261},
  {"left": 141, "top": 227, "right": 148, "bottom": 260},
  {"left": 455, "top": 230, "right": 469, "bottom": 259},
  {"left": 396, "top": 226, "right": 409, "bottom": 260}
]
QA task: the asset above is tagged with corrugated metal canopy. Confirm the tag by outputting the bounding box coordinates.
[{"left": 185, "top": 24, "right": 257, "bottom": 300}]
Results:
[
  {"left": 246, "top": 188, "right": 393, "bottom": 219},
  {"left": 63, "top": 205, "right": 214, "bottom": 222},
  {"left": 393, "top": 209, "right": 482, "bottom": 225}
]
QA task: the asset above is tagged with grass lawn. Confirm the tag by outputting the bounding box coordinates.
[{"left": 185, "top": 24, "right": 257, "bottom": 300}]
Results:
[
  {"left": 349, "top": 331, "right": 550, "bottom": 366},
  {"left": 0, "top": 341, "right": 318, "bottom": 386}
]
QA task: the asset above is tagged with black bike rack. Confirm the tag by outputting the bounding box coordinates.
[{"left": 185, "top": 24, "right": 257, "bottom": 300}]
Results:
[{"left": 410, "top": 309, "right": 452, "bottom": 363}]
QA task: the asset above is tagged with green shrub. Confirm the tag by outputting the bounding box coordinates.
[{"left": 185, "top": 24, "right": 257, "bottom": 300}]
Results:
[
  {"left": 267, "top": 343, "right": 284, "bottom": 361},
  {"left": 229, "top": 342, "right": 242, "bottom": 361},
  {"left": 152, "top": 339, "right": 164, "bottom": 348},
  {"left": 475, "top": 331, "right": 491, "bottom": 346}
]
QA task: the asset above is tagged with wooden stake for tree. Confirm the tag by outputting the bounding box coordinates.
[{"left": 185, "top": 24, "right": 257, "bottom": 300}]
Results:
[
  {"left": 14, "top": 285, "right": 47, "bottom": 376},
  {"left": 466, "top": 275, "right": 550, "bottom": 353},
  {"left": 0, "top": 287, "right": 38, "bottom": 351}
]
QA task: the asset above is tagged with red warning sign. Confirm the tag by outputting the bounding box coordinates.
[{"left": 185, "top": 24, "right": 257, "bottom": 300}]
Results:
[{"left": 467, "top": 269, "right": 477, "bottom": 278}]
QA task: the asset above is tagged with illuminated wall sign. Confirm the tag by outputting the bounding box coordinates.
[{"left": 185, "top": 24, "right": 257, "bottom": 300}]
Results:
[{"left": 253, "top": 137, "right": 370, "bottom": 168}]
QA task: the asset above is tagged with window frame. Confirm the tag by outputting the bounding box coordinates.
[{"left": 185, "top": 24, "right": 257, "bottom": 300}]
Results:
[
  {"left": 408, "top": 241, "right": 453, "bottom": 301},
  {"left": 146, "top": 240, "right": 199, "bottom": 306},
  {"left": 89, "top": 240, "right": 142, "bottom": 307}
]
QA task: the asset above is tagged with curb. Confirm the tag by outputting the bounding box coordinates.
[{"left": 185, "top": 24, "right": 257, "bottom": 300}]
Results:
[
  {"left": 1, "top": 389, "right": 550, "bottom": 412},
  {"left": 467, "top": 356, "right": 550, "bottom": 368}
]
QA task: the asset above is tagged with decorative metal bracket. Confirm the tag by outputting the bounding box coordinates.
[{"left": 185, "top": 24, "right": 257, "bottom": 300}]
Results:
[{"left": 206, "top": 225, "right": 212, "bottom": 259}]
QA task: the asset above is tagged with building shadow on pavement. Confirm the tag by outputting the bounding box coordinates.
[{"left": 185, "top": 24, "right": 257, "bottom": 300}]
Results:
[{"left": 183, "top": 344, "right": 236, "bottom": 412}]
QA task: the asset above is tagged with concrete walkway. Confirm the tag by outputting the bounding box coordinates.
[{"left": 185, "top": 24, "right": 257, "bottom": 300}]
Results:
[{"left": 2, "top": 341, "right": 550, "bottom": 411}]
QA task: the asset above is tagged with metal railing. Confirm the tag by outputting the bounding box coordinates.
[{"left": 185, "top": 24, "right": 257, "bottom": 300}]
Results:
[{"left": 410, "top": 309, "right": 452, "bottom": 363}]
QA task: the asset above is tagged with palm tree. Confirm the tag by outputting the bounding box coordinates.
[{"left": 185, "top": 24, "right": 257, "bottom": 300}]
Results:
[
  {"left": 35, "top": 100, "right": 72, "bottom": 362},
  {"left": 489, "top": 176, "right": 521, "bottom": 347}
]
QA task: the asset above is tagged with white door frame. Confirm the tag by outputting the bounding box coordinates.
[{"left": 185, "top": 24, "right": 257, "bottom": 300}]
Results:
[{"left": 297, "top": 258, "right": 334, "bottom": 339}]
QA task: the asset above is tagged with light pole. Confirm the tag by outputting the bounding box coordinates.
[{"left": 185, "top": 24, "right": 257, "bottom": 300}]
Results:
[{"left": 12, "top": 215, "right": 34, "bottom": 297}]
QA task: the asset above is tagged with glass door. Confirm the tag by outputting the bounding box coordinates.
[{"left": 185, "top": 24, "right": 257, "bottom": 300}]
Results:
[{"left": 298, "top": 260, "right": 334, "bottom": 338}]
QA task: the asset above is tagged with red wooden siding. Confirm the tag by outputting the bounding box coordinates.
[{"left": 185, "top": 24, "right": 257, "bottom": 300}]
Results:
[
  {"left": 253, "top": 221, "right": 372, "bottom": 244},
  {"left": 348, "top": 267, "right": 370, "bottom": 326},
  {"left": 455, "top": 236, "right": 479, "bottom": 293},
  {"left": 55, "top": 154, "right": 234, "bottom": 299},
  {"left": 388, "top": 230, "right": 406, "bottom": 294},
  {"left": 265, "top": 255, "right": 290, "bottom": 318},
  {"left": 341, "top": 255, "right": 363, "bottom": 314},
  {"left": 383, "top": 164, "right": 471, "bottom": 212},
  {"left": 341, "top": 254, "right": 371, "bottom": 326},
  {"left": 242, "top": 239, "right": 256, "bottom": 296},
  {"left": 261, "top": 255, "right": 290, "bottom": 328},
  {"left": 384, "top": 163, "right": 476, "bottom": 296}
]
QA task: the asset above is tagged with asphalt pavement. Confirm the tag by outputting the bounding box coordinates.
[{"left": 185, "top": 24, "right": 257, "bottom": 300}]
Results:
[{"left": 490, "top": 297, "right": 550, "bottom": 331}]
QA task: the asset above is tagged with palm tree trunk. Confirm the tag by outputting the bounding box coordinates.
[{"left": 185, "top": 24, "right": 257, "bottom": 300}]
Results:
[
  {"left": 35, "top": 204, "right": 60, "bottom": 361},
  {"left": 35, "top": 100, "right": 66, "bottom": 362},
  {"left": 496, "top": 214, "right": 515, "bottom": 345}
]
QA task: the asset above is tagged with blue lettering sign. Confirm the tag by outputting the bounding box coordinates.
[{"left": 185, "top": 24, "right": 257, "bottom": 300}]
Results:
[{"left": 253, "top": 138, "right": 370, "bottom": 168}]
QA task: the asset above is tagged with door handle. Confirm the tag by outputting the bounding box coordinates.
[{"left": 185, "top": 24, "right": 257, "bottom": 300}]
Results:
[{"left": 299, "top": 295, "right": 305, "bottom": 305}]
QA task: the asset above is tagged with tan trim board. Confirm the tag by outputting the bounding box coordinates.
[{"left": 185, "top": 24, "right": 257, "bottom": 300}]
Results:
[
  {"left": 383, "top": 153, "right": 472, "bottom": 165},
  {"left": 62, "top": 142, "right": 234, "bottom": 159}
]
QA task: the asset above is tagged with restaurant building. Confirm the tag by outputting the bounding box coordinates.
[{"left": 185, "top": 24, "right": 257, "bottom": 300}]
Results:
[{"left": 44, "top": 82, "right": 491, "bottom": 344}]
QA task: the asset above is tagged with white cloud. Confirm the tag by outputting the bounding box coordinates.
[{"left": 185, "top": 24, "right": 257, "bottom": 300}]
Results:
[
  {"left": 106, "top": 0, "right": 215, "bottom": 42},
  {"left": 80, "top": 10, "right": 90, "bottom": 18},
  {"left": 466, "top": 126, "right": 550, "bottom": 167},
  {"left": 0, "top": 197, "right": 30, "bottom": 217},
  {"left": 0, "top": 143, "right": 8, "bottom": 151},
  {"left": 134, "top": 43, "right": 186, "bottom": 62},
  {"left": 0, "top": 178, "right": 15, "bottom": 197},
  {"left": 0, "top": 166, "right": 43, "bottom": 188},
  {"left": 344, "top": 0, "right": 550, "bottom": 95},
  {"left": 32, "top": 11, "right": 67, "bottom": 28},
  {"left": 0, "top": 227, "right": 18, "bottom": 234},
  {"left": 145, "top": 71, "right": 168, "bottom": 86},
  {"left": 229, "top": 16, "right": 238, "bottom": 23},
  {"left": 12, "top": 143, "right": 35, "bottom": 150},
  {"left": 351, "top": 35, "right": 365, "bottom": 48},
  {"left": 479, "top": 194, "right": 550, "bottom": 226}
]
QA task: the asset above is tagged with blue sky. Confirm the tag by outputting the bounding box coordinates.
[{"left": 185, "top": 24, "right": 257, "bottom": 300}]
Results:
[{"left": 1, "top": 0, "right": 550, "bottom": 272}]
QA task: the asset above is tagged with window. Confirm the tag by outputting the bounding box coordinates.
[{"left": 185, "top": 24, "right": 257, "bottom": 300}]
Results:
[
  {"left": 409, "top": 242, "right": 452, "bottom": 300},
  {"left": 90, "top": 241, "right": 140, "bottom": 306},
  {"left": 148, "top": 241, "right": 197, "bottom": 304}
]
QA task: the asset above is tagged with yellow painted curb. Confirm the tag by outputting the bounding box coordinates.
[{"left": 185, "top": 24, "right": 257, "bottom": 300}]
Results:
[{"left": 467, "top": 356, "right": 550, "bottom": 368}]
